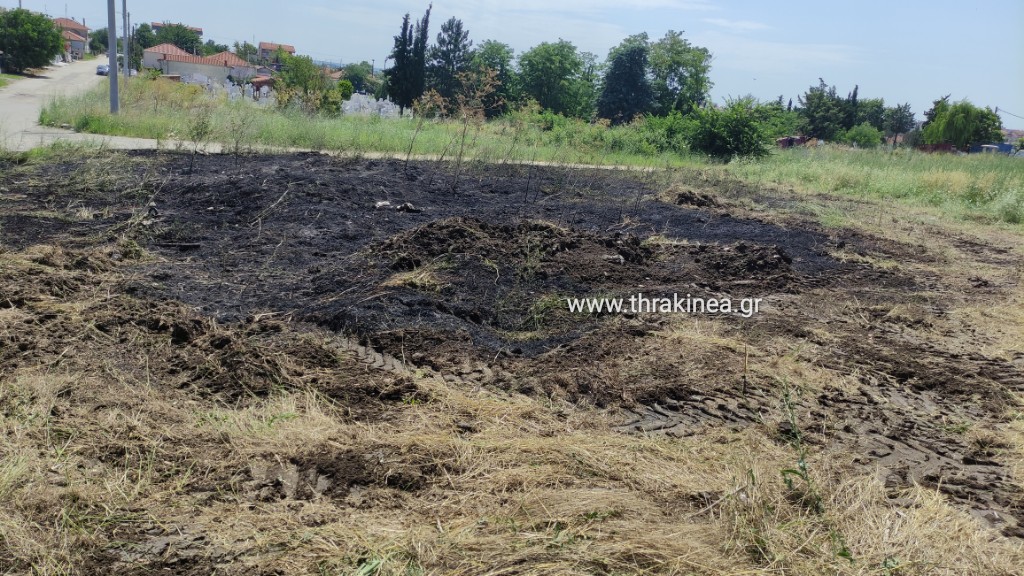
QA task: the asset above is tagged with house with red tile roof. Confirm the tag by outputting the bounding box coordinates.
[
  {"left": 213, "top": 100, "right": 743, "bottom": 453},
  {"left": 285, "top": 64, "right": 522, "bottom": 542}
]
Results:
[
  {"left": 146, "top": 49, "right": 258, "bottom": 84},
  {"left": 53, "top": 17, "right": 89, "bottom": 58},
  {"left": 258, "top": 42, "right": 295, "bottom": 62},
  {"left": 142, "top": 43, "right": 191, "bottom": 68}
]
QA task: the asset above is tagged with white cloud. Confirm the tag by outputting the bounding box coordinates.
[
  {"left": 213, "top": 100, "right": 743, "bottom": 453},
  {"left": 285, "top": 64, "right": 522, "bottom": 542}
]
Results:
[{"left": 702, "top": 18, "right": 769, "bottom": 31}]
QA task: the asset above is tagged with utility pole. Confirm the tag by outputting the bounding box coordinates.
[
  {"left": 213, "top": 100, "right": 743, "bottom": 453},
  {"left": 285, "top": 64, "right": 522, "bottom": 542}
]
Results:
[
  {"left": 121, "top": 0, "right": 129, "bottom": 77},
  {"left": 107, "top": 0, "right": 118, "bottom": 113}
]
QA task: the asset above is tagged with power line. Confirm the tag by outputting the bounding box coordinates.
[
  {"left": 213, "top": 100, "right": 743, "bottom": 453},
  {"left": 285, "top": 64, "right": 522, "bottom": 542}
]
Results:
[{"left": 996, "top": 107, "right": 1024, "bottom": 121}]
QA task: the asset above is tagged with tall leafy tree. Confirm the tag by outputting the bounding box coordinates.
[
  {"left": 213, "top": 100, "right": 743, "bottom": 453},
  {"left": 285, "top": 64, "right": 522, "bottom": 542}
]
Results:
[
  {"left": 923, "top": 99, "right": 1002, "bottom": 150},
  {"left": 411, "top": 4, "right": 432, "bottom": 106},
  {"left": 568, "top": 50, "right": 601, "bottom": 119},
  {"left": 518, "top": 39, "right": 584, "bottom": 116},
  {"left": 89, "top": 27, "right": 108, "bottom": 53},
  {"left": 597, "top": 36, "right": 653, "bottom": 124},
  {"left": 883, "top": 103, "right": 915, "bottom": 145},
  {"left": 797, "top": 78, "right": 845, "bottom": 140},
  {"left": 922, "top": 95, "right": 950, "bottom": 129},
  {"left": 649, "top": 30, "right": 712, "bottom": 115},
  {"left": 342, "top": 61, "right": 377, "bottom": 93},
  {"left": 428, "top": 17, "right": 473, "bottom": 111},
  {"left": 385, "top": 13, "right": 415, "bottom": 114},
  {"left": 0, "top": 8, "right": 63, "bottom": 72},
  {"left": 200, "top": 39, "right": 229, "bottom": 57},
  {"left": 233, "top": 41, "right": 257, "bottom": 62},
  {"left": 857, "top": 97, "right": 885, "bottom": 131},
  {"left": 155, "top": 23, "right": 202, "bottom": 54},
  {"left": 135, "top": 23, "right": 156, "bottom": 50},
  {"left": 472, "top": 40, "right": 518, "bottom": 117},
  {"left": 842, "top": 84, "right": 859, "bottom": 131}
]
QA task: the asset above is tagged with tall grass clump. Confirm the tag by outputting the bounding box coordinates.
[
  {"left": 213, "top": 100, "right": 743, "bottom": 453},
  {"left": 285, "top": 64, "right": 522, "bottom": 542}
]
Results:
[{"left": 728, "top": 146, "right": 1024, "bottom": 224}]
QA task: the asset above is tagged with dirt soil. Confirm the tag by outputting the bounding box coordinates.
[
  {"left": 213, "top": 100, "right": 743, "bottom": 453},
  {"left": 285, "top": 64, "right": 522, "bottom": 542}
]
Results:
[{"left": 1, "top": 151, "right": 1022, "bottom": 573}]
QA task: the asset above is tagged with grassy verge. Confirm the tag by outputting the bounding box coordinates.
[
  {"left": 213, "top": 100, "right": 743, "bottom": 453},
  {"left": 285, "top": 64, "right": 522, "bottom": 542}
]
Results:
[
  {"left": 38, "top": 78, "right": 1024, "bottom": 225},
  {"left": 0, "top": 73, "right": 23, "bottom": 89},
  {"left": 725, "top": 146, "right": 1024, "bottom": 225},
  {"left": 39, "top": 79, "right": 696, "bottom": 168}
]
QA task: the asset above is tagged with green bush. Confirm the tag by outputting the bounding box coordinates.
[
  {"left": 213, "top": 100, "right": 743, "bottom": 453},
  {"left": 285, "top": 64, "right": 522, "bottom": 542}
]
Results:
[
  {"left": 843, "top": 122, "right": 883, "bottom": 148},
  {"left": 687, "top": 99, "right": 769, "bottom": 161}
]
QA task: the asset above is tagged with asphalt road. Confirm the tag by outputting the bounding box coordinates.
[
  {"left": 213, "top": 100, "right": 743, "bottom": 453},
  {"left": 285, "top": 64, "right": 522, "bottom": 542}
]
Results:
[{"left": 0, "top": 59, "right": 157, "bottom": 151}]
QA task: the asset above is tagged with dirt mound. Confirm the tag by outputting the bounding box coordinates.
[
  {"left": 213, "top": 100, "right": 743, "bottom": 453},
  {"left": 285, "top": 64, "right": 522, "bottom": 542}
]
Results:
[
  {"left": 697, "top": 242, "right": 795, "bottom": 290},
  {"left": 675, "top": 188, "right": 719, "bottom": 207}
]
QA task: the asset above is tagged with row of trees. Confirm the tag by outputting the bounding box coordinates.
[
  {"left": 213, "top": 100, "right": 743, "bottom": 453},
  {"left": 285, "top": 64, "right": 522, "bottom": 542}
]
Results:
[
  {"left": 384, "top": 6, "right": 713, "bottom": 122},
  {"left": 380, "top": 7, "right": 1006, "bottom": 155}
]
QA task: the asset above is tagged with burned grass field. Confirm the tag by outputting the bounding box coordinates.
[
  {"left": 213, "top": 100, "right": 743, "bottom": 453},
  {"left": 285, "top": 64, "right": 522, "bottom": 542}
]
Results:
[{"left": 1, "top": 151, "right": 1023, "bottom": 574}]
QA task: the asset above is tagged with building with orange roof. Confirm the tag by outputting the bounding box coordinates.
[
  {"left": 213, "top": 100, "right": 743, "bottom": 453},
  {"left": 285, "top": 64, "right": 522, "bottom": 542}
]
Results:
[
  {"left": 53, "top": 17, "right": 89, "bottom": 58},
  {"left": 258, "top": 42, "right": 295, "bottom": 62}
]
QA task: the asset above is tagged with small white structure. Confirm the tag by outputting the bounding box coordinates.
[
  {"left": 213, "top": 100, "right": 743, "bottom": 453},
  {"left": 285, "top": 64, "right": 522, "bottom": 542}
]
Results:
[{"left": 343, "top": 93, "right": 400, "bottom": 118}]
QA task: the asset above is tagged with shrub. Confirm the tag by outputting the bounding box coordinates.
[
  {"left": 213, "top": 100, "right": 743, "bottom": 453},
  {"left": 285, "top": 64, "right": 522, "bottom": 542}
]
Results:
[
  {"left": 843, "top": 122, "right": 883, "bottom": 148},
  {"left": 687, "top": 98, "right": 769, "bottom": 161}
]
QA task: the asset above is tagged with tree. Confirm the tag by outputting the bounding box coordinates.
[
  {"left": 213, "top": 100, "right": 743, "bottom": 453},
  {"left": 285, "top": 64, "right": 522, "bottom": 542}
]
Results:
[
  {"left": 134, "top": 23, "right": 156, "bottom": 50},
  {"left": 797, "top": 78, "right": 845, "bottom": 140},
  {"left": 649, "top": 30, "right": 712, "bottom": 115},
  {"left": 385, "top": 13, "right": 414, "bottom": 114},
  {"left": 472, "top": 40, "right": 518, "bottom": 117},
  {"left": 857, "top": 97, "right": 885, "bottom": 131},
  {"left": 923, "top": 99, "right": 1002, "bottom": 150},
  {"left": 427, "top": 17, "right": 473, "bottom": 112},
  {"left": 597, "top": 36, "right": 653, "bottom": 124},
  {"left": 883, "top": 103, "right": 915, "bottom": 145},
  {"left": 155, "top": 23, "right": 202, "bottom": 54},
  {"left": 518, "top": 40, "right": 584, "bottom": 116},
  {"left": 753, "top": 97, "right": 802, "bottom": 139},
  {"left": 89, "top": 27, "right": 108, "bottom": 53},
  {"left": 342, "top": 61, "right": 375, "bottom": 92},
  {"left": 411, "top": 4, "right": 432, "bottom": 107},
  {"left": 842, "top": 84, "right": 859, "bottom": 131},
  {"left": 922, "top": 95, "right": 950, "bottom": 129},
  {"left": 568, "top": 50, "right": 601, "bottom": 119},
  {"left": 0, "top": 8, "right": 63, "bottom": 73},
  {"left": 688, "top": 97, "right": 769, "bottom": 160},
  {"left": 233, "top": 41, "right": 257, "bottom": 63},
  {"left": 385, "top": 4, "right": 431, "bottom": 115},
  {"left": 200, "top": 39, "right": 229, "bottom": 56}
]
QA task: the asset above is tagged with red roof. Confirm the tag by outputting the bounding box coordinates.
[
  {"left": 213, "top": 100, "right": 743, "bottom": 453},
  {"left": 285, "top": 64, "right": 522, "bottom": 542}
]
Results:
[
  {"left": 159, "top": 54, "right": 210, "bottom": 65},
  {"left": 259, "top": 42, "right": 295, "bottom": 53},
  {"left": 207, "top": 51, "right": 250, "bottom": 67},
  {"left": 53, "top": 17, "right": 88, "bottom": 33},
  {"left": 62, "top": 30, "right": 87, "bottom": 42},
  {"left": 158, "top": 52, "right": 255, "bottom": 68},
  {"left": 144, "top": 43, "right": 190, "bottom": 56}
]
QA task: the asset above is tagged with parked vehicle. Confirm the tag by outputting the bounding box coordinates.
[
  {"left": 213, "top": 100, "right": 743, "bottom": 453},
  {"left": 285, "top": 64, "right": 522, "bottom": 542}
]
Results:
[{"left": 96, "top": 64, "right": 109, "bottom": 76}]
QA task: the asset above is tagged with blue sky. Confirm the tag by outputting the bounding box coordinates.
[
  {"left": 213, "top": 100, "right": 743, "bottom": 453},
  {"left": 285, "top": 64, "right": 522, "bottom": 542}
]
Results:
[{"left": 9, "top": 0, "right": 1023, "bottom": 127}]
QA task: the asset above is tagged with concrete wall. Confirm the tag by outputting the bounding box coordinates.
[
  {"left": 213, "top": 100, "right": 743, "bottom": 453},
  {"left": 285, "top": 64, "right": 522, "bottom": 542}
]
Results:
[
  {"left": 143, "top": 51, "right": 164, "bottom": 69},
  {"left": 160, "top": 60, "right": 232, "bottom": 83}
]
